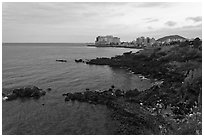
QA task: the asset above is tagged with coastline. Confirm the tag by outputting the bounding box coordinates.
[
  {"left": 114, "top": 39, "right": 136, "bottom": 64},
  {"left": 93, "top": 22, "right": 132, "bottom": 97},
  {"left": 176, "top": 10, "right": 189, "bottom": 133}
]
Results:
[
  {"left": 87, "top": 44, "right": 143, "bottom": 49},
  {"left": 2, "top": 40, "right": 202, "bottom": 135},
  {"left": 74, "top": 40, "right": 202, "bottom": 134}
]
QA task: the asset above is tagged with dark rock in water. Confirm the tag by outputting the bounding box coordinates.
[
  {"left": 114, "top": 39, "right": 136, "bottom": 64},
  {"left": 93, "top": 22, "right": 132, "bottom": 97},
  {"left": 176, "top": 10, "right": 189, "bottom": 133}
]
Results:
[
  {"left": 7, "top": 93, "right": 18, "bottom": 101},
  {"left": 65, "top": 96, "right": 70, "bottom": 102},
  {"left": 62, "top": 93, "right": 68, "bottom": 96},
  {"left": 2, "top": 93, "right": 6, "bottom": 97},
  {"left": 115, "top": 89, "right": 125, "bottom": 97},
  {"left": 123, "top": 51, "right": 132, "bottom": 56},
  {"left": 111, "top": 85, "right": 115, "bottom": 89},
  {"left": 75, "top": 59, "right": 83, "bottom": 63},
  {"left": 56, "top": 59, "right": 67, "bottom": 62},
  {"left": 47, "top": 88, "right": 52, "bottom": 91},
  {"left": 64, "top": 89, "right": 117, "bottom": 104},
  {"left": 40, "top": 90, "right": 46, "bottom": 96},
  {"left": 3, "top": 86, "right": 46, "bottom": 101}
]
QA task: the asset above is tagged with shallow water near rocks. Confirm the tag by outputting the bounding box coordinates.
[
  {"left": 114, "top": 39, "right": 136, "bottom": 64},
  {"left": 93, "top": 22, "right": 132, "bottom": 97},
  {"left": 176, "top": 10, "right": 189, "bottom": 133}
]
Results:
[{"left": 2, "top": 43, "right": 152, "bottom": 134}]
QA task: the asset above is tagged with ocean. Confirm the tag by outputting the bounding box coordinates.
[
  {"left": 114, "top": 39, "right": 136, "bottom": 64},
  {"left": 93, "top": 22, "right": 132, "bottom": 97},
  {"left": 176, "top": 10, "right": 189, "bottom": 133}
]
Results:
[{"left": 2, "top": 43, "right": 152, "bottom": 134}]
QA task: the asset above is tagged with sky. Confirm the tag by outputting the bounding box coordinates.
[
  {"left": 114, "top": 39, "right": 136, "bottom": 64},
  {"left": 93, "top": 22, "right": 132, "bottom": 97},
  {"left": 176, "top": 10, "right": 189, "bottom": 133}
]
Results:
[{"left": 2, "top": 2, "right": 202, "bottom": 43}]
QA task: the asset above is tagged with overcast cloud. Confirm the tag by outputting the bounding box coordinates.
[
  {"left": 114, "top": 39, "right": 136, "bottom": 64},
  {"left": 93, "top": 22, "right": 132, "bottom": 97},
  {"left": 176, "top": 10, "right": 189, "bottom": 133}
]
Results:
[
  {"left": 186, "top": 16, "right": 202, "bottom": 23},
  {"left": 2, "top": 2, "right": 202, "bottom": 43},
  {"left": 165, "top": 21, "right": 177, "bottom": 27}
]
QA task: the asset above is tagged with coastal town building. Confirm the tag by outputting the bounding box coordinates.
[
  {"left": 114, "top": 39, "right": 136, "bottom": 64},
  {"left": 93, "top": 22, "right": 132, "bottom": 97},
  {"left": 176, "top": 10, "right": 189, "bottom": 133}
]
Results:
[
  {"left": 95, "top": 35, "right": 121, "bottom": 46},
  {"left": 136, "top": 37, "right": 157, "bottom": 47},
  {"left": 94, "top": 35, "right": 158, "bottom": 48},
  {"left": 91, "top": 35, "right": 188, "bottom": 48},
  {"left": 150, "top": 38, "right": 156, "bottom": 45}
]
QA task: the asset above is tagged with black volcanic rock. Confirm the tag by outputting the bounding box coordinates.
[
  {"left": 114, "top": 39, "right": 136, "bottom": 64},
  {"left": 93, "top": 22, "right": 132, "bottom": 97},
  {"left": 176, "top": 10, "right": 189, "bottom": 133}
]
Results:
[
  {"left": 47, "top": 87, "right": 52, "bottom": 91},
  {"left": 75, "top": 59, "right": 83, "bottom": 63},
  {"left": 56, "top": 59, "right": 67, "bottom": 62},
  {"left": 3, "top": 86, "right": 46, "bottom": 101},
  {"left": 64, "top": 88, "right": 117, "bottom": 104}
]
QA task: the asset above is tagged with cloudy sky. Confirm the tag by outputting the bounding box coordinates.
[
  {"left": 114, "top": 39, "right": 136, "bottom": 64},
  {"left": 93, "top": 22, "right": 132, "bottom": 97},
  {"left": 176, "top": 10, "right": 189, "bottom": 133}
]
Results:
[{"left": 2, "top": 2, "right": 202, "bottom": 43}]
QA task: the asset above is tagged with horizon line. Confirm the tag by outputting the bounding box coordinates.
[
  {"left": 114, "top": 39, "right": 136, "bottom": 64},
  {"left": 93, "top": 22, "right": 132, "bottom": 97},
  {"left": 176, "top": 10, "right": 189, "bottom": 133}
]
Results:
[
  {"left": 2, "top": 35, "right": 202, "bottom": 44},
  {"left": 2, "top": 42, "right": 94, "bottom": 44}
]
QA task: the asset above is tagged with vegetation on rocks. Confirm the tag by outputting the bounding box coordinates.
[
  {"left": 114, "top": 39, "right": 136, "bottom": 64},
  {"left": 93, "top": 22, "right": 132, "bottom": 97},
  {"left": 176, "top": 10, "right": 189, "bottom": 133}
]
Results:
[{"left": 69, "top": 38, "right": 202, "bottom": 135}]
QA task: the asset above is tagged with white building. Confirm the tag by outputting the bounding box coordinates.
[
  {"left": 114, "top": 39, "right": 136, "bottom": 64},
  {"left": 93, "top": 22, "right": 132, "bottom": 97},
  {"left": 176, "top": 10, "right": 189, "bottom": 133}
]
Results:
[{"left": 95, "top": 35, "right": 120, "bottom": 45}]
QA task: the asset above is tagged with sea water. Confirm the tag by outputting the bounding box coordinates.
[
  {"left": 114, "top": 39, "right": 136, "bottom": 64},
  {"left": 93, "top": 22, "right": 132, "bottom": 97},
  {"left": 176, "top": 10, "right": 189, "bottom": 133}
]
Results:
[{"left": 2, "top": 43, "right": 152, "bottom": 134}]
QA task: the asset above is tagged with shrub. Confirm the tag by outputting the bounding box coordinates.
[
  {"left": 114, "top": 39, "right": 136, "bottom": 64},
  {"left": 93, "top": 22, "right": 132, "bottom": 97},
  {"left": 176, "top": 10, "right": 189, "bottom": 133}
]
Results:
[{"left": 181, "top": 67, "right": 202, "bottom": 103}]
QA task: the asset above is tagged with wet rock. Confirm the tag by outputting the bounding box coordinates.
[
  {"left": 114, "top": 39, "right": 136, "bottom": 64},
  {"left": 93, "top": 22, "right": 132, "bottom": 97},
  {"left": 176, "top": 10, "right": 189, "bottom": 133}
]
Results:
[
  {"left": 115, "top": 89, "right": 125, "bottom": 97},
  {"left": 40, "top": 90, "right": 46, "bottom": 96},
  {"left": 47, "top": 88, "right": 52, "bottom": 91},
  {"left": 123, "top": 51, "right": 132, "bottom": 56},
  {"left": 7, "top": 93, "right": 18, "bottom": 101},
  {"left": 75, "top": 59, "right": 83, "bottom": 63},
  {"left": 111, "top": 85, "right": 115, "bottom": 89},
  {"left": 3, "top": 86, "right": 46, "bottom": 101},
  {"left": 62, "top": 93, "right": 68, "bottom": 96},
  {"left": 2, "top": 93, "right": 6, "bottom": 97},
  {"left": 64, "top": 89, "right": 117, "bottom": 104},
  {"left": 56, "top": 59, "right": 67, "bottom": 62}
]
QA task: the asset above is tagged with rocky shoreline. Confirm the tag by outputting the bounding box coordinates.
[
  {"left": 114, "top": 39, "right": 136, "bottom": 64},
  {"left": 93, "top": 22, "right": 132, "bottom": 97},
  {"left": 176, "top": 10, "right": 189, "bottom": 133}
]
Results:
[
  {"left": 62, "top": 82, "right": 200, "bottom": 134},
  {"left": 62, "top": 86, "right": 163, "bottom": 134},
  {"left": 87, "top": 44, "right": 143, "bottom": 49},
  {"left": 2, "top": 86, "right": 46, "bottom": 101},
  {"left": 73, "top": 39, "right": 202, "bottom": 134},
  {"left": 2, "top": 39, "right": 202, "bottom": 134}
]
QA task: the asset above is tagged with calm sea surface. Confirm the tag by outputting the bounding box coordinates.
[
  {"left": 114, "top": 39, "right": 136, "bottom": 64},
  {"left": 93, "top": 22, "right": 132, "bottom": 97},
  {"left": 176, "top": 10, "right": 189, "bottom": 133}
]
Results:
[{"left": 2, "top": 43, "right": 152, "bottom": 135}]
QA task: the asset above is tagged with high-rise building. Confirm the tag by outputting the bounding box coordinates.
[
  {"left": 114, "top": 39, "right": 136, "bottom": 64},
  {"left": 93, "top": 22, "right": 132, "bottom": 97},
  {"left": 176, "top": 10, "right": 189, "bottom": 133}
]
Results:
[{"left": 95, "top": 35, "right": 120, "bottom": 46}]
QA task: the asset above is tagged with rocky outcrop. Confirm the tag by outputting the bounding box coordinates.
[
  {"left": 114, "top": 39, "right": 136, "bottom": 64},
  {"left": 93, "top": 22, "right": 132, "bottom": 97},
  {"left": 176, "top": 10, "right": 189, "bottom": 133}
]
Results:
[
  {"left": 46, "top": 87, "right": 52, "bottom": 91},
  {"left": 63, "top": 88, "right": 120, "bottom": 105},
  {"left": 75, "top": 59, "right": 87, "bottom": 63},
  {"left": 3, "top": 86, "right": 46, "bottom": 101},
  {"left": 62, "top": 86, "right": 171, "bottom": 134},
  {"left": 63, "top": 83, "right": 200, "bottom": 134},
  {"left": 56, "top": 59, "right": 67, "bottom": 62},
  {"left": 69, "top": 40, "right": 202, "bottom": 135}
]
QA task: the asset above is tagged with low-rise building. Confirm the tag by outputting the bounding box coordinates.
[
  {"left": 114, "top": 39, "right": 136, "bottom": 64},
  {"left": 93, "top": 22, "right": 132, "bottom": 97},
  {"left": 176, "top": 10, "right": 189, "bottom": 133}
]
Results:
[{"left": 136, "top": 36, "right": 157, "bottom": 47}]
